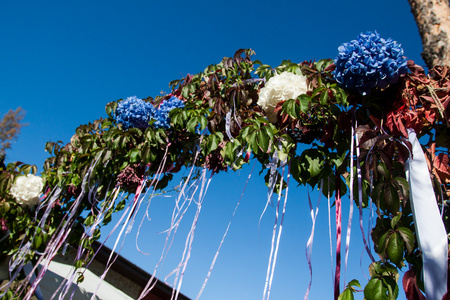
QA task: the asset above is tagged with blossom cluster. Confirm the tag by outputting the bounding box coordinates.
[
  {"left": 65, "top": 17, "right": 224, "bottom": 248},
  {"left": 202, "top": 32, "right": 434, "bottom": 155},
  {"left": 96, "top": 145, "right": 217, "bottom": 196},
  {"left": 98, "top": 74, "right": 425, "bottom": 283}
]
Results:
[
  {"left": 115, "top": 96, "right": 155, "bottom": 129},
  {"left": 115, "top": 96, "right": 184, "bottom": 130},
  {"left": 257, "top": 71, "right": 309, "bottom": 122},
  {"left": 333, "top": 31, "right": 408, "bottom": 95},
  {"left": 153, "top": 96, "right": 185, "bottom": 129},
  {"left": 10, "top": 174, "right": 44, "bottom": 208},
  {"left": 116, "top": 165, "right": 144, "bottom": 192}
]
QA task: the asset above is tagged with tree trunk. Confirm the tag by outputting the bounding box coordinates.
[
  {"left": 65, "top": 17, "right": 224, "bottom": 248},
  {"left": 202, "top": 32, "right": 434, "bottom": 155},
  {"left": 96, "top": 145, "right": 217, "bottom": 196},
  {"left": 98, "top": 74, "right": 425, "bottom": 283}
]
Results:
[{"left": 408, "top": 0, "right": 450, "bottom": 68}]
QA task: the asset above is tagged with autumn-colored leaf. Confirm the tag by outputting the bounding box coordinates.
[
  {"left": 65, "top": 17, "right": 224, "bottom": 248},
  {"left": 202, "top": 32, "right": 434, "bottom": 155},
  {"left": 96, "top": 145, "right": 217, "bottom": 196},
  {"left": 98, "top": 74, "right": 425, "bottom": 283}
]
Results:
[
  {"left": 434, "top": 153, "right": 450, "bottom": 183},
  {"left": 402, "top": 270, "right": 425, "bottom": 300}
]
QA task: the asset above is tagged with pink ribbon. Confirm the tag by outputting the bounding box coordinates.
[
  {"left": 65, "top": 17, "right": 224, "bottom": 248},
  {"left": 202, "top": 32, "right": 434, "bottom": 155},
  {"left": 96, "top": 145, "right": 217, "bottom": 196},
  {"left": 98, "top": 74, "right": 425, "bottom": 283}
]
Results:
[{"left": 334, "top": 174, "right": 341, "bottom": 300}]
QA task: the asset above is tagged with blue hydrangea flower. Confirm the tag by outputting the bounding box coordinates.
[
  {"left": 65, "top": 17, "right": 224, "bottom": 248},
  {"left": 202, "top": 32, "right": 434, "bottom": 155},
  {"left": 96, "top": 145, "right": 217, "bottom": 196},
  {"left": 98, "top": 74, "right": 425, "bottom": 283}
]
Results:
[
  {"left": 153, "top": 96, "right": 185, "bottom": 129},
  {"left": 115, "top": 96, "right": 155, "bottom": 129},
  {"left": 333, "top": 31, "right": 408, "bottom": 95}
]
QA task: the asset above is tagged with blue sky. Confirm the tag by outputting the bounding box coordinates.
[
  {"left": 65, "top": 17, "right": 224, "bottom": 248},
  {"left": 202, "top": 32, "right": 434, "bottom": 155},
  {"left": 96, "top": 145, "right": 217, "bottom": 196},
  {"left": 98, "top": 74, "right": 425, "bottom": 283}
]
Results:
[{"left": 1, "top": 1, "right": 424, "bottom": 299}]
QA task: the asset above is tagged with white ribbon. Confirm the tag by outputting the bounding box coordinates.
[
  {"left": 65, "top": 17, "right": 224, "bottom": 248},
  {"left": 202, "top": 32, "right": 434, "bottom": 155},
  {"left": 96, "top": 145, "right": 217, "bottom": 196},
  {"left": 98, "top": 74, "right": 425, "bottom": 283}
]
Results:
[
  {"left": 406, "top": 129, "right": 448, "bottom": 300},
  {"left": 225, "top": 111, "right": 234, "bottom": 142}
]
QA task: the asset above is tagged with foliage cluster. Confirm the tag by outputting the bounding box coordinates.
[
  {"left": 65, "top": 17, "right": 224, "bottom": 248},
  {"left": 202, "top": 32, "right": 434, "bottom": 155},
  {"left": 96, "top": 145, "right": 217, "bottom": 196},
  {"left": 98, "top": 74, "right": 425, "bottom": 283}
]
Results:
[{"left": 1, "top": 42, "right": 449, "bottom": 299}]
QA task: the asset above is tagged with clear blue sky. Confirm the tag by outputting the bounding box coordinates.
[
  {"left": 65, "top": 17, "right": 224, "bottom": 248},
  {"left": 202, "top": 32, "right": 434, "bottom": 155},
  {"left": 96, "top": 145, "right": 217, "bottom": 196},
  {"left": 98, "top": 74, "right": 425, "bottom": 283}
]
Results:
[{"left": 1, "top": 1, "right": 424, "bottom": 299}]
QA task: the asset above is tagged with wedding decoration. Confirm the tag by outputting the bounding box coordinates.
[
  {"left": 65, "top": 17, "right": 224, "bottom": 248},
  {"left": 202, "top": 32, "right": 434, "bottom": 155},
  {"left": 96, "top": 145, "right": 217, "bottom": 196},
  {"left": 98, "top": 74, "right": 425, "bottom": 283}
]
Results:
[
  {"left": 9, "top": 174, "right": 43, "bottom": 208},
  {"left": 333, "top": 31, "right": 408, "bottom": 95},
  {"left": 153, "top": 96, "right": 185, "bottom": 129},
  {"left": 257, "top": 71, "right": 309, "bottom": 122},
  {"left": 115, "top": 96, "right": 155, "bottom": 129},
  {"left": 407, "top": 129, "right": 448, "bottom": 300},
  {"left": 0, "top": 32, "right": 449, "bottom": 300}
]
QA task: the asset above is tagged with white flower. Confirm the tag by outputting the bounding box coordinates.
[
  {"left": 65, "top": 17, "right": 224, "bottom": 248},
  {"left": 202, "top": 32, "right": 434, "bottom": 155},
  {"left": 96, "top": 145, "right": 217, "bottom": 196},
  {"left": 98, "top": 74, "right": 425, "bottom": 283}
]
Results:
[
  {"left": 10, "top": 174, "right": 44, "bottom": 208},
  {"left": 257, "top": 71, "right": 309, "bottom": 123}
]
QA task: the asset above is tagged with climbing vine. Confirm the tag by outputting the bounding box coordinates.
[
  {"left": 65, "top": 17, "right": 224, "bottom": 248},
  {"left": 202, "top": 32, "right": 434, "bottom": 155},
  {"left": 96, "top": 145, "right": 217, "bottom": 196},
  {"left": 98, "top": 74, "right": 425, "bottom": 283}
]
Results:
[{"left": 1, "top": 32, "right": 449, "bottom": 299}]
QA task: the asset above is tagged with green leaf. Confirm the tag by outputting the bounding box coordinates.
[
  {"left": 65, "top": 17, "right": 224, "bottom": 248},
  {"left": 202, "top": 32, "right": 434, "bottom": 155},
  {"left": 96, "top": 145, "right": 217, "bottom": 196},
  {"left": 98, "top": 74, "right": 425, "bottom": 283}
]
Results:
[
  {"left": 397, "top": 227, "right": 415, "bottom": 254},
  {"left": 390, "top": 212, "right": 402, "bottom": 229},
  {"left": 384, "top": 184, "right": 400, "bottom": 214},
  {"left": 105, "top": 101, "right": 116, "bottom": 118},
  {"left": 364, "top": 278, "right": 386, "bottom": 300},
  {"left": 331, "top": 85, "right": 349, "bottom": 105},
  {"left": 92, "top": 228, "right": 101, "bottom": 240},
  {"left": 377, "top": 230, "right": 393, "bottom": 260},
  {"left": 20, "top": 164, "right": 32, "bottom": 175},
  {"left": 304, "top": 153, "right": 322, "bottom": 178},
  {"left": 248, "top": 131, "right": 258, "bottom": 153},
  {"left": 114, "top": 200, "right": 126, "bottom": 212},
  {"left": 77, "top": 273, "right": 85, "bottom": 284},
  {"left": 189, "top": 83, "right": 196, "bottom": 94},
  {"left": 103, "top": 209, "right": 113, "bottom": 225},
  {"left": 281, "top": 99, "right": 296, "bottom": 118},
  {"left": 257, "top": 129, "right": 269, "bottom": 153},
  {"left": 207, "top": 133, "right": 221, "bottom": 153},
  {"left": 339, "top": 279, "right": 361, "bottom": 300},
  {"left": 101, "top": 150, "right": 112, "bottom": 165},
  {"left": 289, "top": 156, "right": 304, "bottom": 185},
  {"left": 277, "top": 137, "right": 294, "bottom": 162},
  {"left": 32, "top": 233, "right": 43, "bottom": 249},
  {"left": 320, "top": 89, "right": 329, "bottom": 105},
  {"left": 155, "top": 174, "right": 173, "bottom": 190},
  {"left": 240, "top": 126, "right": 250, "bottom": 139},
  {"left": 84, "top": 215, "right": 94, "bottom": 227},
  {"left": 182, "top": 86, "right": 190, "bottom": 98},
  {"left": 348, "top": 279, "right": 361, "bottom": 289},
  {"left": 187, "top": 117, "right": 198, "bottom": 133},
  {"left": 332, "top": 151, "right": 347, "bottom": 170},
  {"left": 383, "top": 276, "right": 399, "bottom": 300},
  {"left": 155, "top": 130, "right": 166, "bottom": 145},
  {"left": 128, "top": 148, "right": 140, "bottom": 163},
  {"left": 298, "top": 94, "right": 310, "bottom": 113},
  {"left": 75, "top": 260, "right": 83, "bottom": 269},
  {"left": 199, "top": 116, "right": 208, "bottom": 130},
  {"left": 101, "top": 120, "right": 112, "bottom": 129},
  {"left": 386, "top": 232, "right": 403, "bottom": 266},
  {"left": 338, "top": 288, "right": 354, "bottom": 300},
  {"left": 0, "top": 172, "right": 12, "bottom": 194},
  {"left": 315, "top": 59, "right": 333, "bottom": 71}
]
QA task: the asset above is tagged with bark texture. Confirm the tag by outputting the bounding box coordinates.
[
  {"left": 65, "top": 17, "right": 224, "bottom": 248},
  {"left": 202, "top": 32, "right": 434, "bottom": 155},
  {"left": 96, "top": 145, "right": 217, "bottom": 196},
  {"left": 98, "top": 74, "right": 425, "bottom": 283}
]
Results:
[{"left": 408, "top": 0, "right": 450, "bottom": 68}]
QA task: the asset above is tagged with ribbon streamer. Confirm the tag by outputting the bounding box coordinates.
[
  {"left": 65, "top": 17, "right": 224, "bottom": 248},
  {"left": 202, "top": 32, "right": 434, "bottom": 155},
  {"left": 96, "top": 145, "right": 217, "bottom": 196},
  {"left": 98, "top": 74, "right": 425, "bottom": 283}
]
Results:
[
  {"left": 138, "top": 142, "right": 204, "bottom": 300},
  {"left": 334, "top": 174, "right": 342, "bottom": 300},
  {"left": 262, "top": 162, "right": 289, "bottom": 300},
  {"left": 327, "top": 180, "right": 334, "bottom": 288},
  {"left": 406, "top": 129, "right": 448, "bottom": 300},
  {"left": 343, "top": 122, "right": 356, "bottom": 286},
  {"left": 195, "top": 162, "right": 256, "bottom": 300},
  {"left": 303, "top": 183, "right": 322, "bottom": 300},
  {"left": 225, "top": 111, "right": 234, "bottom": 142}
]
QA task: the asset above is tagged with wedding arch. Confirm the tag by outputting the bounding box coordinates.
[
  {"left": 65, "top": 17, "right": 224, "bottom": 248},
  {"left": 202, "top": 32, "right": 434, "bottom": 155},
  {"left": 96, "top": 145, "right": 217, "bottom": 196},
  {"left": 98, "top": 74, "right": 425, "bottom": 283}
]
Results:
[{"left": 1, "top": 31, "right": 449, "bottom": 300}]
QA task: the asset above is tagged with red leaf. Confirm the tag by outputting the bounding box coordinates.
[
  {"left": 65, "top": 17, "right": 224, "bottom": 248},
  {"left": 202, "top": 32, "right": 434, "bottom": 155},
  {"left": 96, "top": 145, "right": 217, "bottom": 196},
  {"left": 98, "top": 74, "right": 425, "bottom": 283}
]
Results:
[
  {"left": 369, "top": 115, "right": 382, "bottom": 129},
  {"left": 425, "top": 109, "right": 436, "bottom": 124},
  {"left": 434, "top": 153, "right": 450, "bottom": 183},
  {"left": 402, "top": 270, "right": 425, "bottom": 300},
  {"left": 396, "top": 113, "right": 409, "bottom": 137},
  {"left": 397, "top": 140, "right": 412, "bottom": 164},
  {"left": 407, "top": 60, "right": 425, "bottom": 77}
]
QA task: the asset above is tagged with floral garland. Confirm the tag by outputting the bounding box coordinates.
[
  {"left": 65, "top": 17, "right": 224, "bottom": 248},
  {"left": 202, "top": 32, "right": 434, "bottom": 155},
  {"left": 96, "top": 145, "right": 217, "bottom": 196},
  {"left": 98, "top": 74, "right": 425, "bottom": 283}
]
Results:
[{"left": 0, "top": 32, "right": 449, "bottom": 300}]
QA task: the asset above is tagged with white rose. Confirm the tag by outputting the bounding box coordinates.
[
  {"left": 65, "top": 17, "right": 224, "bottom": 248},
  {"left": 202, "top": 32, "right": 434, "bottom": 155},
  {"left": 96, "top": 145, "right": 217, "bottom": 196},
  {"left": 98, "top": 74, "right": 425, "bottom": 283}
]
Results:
[
  {"left": 10, "top": 174, "right": 44, "bottom": 208},
  {"left": 257, "top": 71, "right": 309, "bottom": 123}
]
